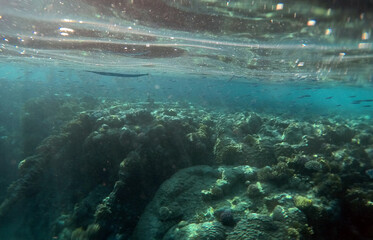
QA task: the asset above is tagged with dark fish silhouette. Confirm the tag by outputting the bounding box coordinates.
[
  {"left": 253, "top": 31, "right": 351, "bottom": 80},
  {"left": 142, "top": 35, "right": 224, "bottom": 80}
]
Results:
[
  {"left": 363, "top": 105, "right": 371, "bottom": 108},
  {"left": 298, "top": 95, "right": 311, "bottom": 99},
  {"left": 325, "top": 96, "right": 333, "bottom": 99},
  {"left": 86, "top": 71, "right": 149, "bottom": 78},
  {"left": 351, "top": 99, "right": 373, "bottom": 104}
]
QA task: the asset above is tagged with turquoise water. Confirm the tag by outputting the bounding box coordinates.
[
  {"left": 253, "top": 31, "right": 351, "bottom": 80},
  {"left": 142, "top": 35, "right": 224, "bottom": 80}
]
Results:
[
  {"left": 1, "top": 1, "right": 373, "bottom": 240},
  {"left": 1, "top": 64, "right": 373, "bottom": 118}
]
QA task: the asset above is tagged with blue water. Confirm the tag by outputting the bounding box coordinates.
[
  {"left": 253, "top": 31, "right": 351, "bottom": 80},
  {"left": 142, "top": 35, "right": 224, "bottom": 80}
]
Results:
[{"left": 1, "top": 64, "right": 373, "bottom": 119}]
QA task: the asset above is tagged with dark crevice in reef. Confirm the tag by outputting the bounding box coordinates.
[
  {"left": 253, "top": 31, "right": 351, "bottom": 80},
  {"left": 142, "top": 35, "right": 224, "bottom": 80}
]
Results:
[{"left": 0, "top": 97, "right": 373, "bottom": 240}]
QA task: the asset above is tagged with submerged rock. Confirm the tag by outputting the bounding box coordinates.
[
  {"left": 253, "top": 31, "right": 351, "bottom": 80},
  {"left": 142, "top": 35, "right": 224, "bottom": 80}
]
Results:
[
  {"left": 283, "top": 123, "right": 303, "bottom": 145},
  {"left": 246, "top": 113, "right": 263, "bottom": 134},
  {"left": 214, "top": 207, "right": 236, "bottom": 227},
  {"left": 293, "top": 196, "right": 313, "bottom": 210},
  {"left": 131, "top": 166, "right": 219, "bottom": 240},
  {"left": 226, "top": 214, "right": 282, "bottom": 240},
  {"left": 163, "top": 221, "right": 226, "bottom": 240},
  {"left": 214, "top": 137, "right": 245, "bottom": 165},
  {"left": 125, "top": 109, "right": 154, "bottom": 124},
  {"left": 324, "top": 124, "right": 355, "bottom": 145},
  {"left": 304, "top": 160, "right": 323, "bottom": 172}
]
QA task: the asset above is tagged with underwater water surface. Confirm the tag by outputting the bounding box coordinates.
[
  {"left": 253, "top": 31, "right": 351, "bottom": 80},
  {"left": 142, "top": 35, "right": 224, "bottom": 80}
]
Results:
[{"left": 1, "top": 0, "right": 373, "bottom": 240}]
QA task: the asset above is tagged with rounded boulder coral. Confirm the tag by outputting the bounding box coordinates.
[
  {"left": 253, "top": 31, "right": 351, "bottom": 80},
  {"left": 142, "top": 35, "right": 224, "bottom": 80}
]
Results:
[{"left": 214, "top": 208, "right": 236, "bottom": 227}]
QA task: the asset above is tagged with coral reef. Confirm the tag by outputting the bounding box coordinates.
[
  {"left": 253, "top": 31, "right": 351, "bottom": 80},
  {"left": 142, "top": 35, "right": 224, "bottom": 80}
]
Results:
[
  {"left": 1, "top": 99, "right": 373, "bottom": 240},
  {"left": 214, "top": 208, "right": 236, "bottom": 227},
  {"left": 21, "top": 96, "right": 96, "bottom": 156}
]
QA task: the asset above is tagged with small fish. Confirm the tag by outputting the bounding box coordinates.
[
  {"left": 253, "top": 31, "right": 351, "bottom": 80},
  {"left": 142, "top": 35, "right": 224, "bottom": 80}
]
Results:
[
  {"left": 336, "top": 104, "right": 342, "bottom": 107},
  {"left": 325, "top": 96, "right": 333, "bottom": 99},
  {"left": 362, "top": 105, "right": 371, "bottom": 108},
  {"left": 352, "top": 99, "right": 373, "bottom": 104},
  {"left": 298, "top": 95, "right": 311, "bottom": 99},
  {"left": 86, "top": 70, "right": 149, "bottom": 78},
  {"left": 349, "top": 95, "right": 356, "bottom": 98}
]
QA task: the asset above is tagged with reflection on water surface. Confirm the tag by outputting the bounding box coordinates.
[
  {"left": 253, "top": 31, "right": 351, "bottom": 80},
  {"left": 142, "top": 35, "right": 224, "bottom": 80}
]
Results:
[{"left": 0, "top": 0, "right": 372, "bottom": 84}]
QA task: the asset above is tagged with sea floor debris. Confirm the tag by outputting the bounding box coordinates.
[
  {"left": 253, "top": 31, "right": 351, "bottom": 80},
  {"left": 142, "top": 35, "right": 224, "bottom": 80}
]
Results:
[{"left": 0, "top": 98, "right": 373, "bottom": 240}]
